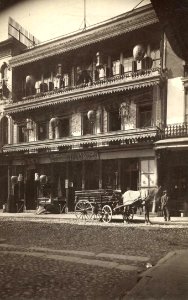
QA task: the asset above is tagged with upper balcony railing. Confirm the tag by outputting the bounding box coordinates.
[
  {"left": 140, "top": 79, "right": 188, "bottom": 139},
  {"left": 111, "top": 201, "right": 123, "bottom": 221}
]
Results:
[{"left": 19, "top": 67, "right": 161, "bottom": 103}]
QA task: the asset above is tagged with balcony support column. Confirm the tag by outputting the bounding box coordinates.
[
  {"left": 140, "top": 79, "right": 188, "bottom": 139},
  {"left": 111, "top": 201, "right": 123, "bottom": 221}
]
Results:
[
  {"left": 96, "top": 105, "right": 103, "bottom": 134},
  {"left": 82, "top": 161, "right": 85, "bottom": 190},
  {"left": 99, "top": 160, "right": 102, "bottom": 189},
  {"left": 153, "top": 84, "right": 162, "bottom": 127}
]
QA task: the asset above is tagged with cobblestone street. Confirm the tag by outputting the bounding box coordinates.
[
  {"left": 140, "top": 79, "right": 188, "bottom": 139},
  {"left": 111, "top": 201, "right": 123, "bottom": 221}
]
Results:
[{"left": 0, "top": 218, "right": 188, "bottom": 299}]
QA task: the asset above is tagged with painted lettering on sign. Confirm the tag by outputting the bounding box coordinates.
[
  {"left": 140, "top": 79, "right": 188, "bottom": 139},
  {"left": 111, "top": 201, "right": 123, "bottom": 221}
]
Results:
[{"left": 51, "top": 151, "right": 99, "bottom": 162}]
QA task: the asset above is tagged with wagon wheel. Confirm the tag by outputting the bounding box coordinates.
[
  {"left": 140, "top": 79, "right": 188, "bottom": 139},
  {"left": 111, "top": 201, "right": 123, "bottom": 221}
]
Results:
[
  {"left": 102, "top": 205, "right": 112, "bottom": 223},
  {"left": 75, "top": 200, "right": 93, "bottom": 220}
]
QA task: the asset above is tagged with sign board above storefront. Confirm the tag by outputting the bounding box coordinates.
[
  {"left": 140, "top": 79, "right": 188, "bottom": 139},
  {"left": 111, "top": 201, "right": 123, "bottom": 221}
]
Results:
[{"left": 51, "top": 151, "right": 99, "bottom": 162}]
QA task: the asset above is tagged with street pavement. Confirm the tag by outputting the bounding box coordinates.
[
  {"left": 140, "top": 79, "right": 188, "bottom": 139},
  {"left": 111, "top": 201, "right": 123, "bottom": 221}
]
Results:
[{"left": 0, "top": 211, "right": 188, "bottom": 299}]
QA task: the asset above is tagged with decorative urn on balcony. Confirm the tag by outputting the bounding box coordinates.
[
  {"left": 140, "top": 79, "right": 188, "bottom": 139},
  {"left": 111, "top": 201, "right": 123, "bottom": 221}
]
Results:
[{"left": 133, "top": 45, "right": 145, "bottom": 61}]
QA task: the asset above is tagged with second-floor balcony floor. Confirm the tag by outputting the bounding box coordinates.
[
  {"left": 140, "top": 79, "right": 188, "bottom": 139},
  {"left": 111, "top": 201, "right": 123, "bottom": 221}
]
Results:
[{"left": 2, "top": 127, "right": 158, "bottom": 153}]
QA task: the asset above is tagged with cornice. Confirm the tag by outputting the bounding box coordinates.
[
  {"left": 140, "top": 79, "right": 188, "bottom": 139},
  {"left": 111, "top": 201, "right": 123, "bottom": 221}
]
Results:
[{"left": 9, "top": 9, "right": 158, "bottom": 67}]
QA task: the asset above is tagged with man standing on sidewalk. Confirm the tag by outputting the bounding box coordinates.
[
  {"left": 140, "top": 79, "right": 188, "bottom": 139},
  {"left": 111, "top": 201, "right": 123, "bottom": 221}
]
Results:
[{"left": 161, "top": 190, "right": 170, "bottom": 221}]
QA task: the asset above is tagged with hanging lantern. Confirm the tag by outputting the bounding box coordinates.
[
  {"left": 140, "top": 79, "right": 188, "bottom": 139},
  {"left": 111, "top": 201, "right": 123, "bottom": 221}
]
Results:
[
  {"left": 18, "top": 174, "right": 23, "bottom": 182},
  {"left": 40, "top": 175, "right": 47, "bottom": 185},
  {"left": 133, "top": 45, "right": 145, "bottom": 61},
  {"left": 50, "top": 117, "right": 59, "bottom": 127},
  {"left": 35, "top": 173, "right": 40, "bottom": 181},
  {"left": 87, "top": 110, "right": 96, "bottom": 123},
  {"left": 26, "top": 75, "right": 35, "bottom": 86},
  {"left": 11, "top": 176, "right": 18, "bottom": 185}
]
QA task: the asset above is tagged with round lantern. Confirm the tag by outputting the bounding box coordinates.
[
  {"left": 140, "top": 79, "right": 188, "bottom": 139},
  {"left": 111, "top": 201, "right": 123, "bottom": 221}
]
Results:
[
  {"left": 35, "top": 173, "right": 40, "bottom": 181},
  {"left": 11, "top": 176, "right": 18, "bottom": 185},
  {"left": 26, "top": 75, "right": 35, "bottom": 86},
  {"left": 50, "top": 117, "right": 59, "bottom": 127},
  {"left": 87, "top": 110, "right": 96, "bottom": 122},
  {"left": 18, "top": 174, "right": 23, "bottom": 182},
  {"left": 133, "top": 45, "right": 145, "bottom": 61},
  {"left": 40, "top": 175, "right": 47, "bottom": 185}
]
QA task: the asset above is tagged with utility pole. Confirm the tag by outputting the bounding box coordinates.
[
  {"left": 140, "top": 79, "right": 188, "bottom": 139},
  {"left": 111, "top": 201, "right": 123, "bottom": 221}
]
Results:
[{"left": 83, "top": 0, "right": 86, "bottom": 30}]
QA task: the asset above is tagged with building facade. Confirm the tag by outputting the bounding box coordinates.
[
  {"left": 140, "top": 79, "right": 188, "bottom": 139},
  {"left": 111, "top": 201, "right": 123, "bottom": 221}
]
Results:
[
  {"left": 3, "top": 4, "right": 167, "bottom": 212},
  {"left": 0, "top": 37, "right": 25, "bottom": 209}
]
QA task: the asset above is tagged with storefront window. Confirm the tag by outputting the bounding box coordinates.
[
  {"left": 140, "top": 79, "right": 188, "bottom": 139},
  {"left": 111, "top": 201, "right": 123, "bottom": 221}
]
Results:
[{"left": 140, "top": 159, "right": 155, "bottom": 188}]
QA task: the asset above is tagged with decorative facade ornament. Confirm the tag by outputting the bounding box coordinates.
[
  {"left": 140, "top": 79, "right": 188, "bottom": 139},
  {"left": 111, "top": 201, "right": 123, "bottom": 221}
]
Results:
[
  {"left": 133, "top": 45, "right": 145, "bottom": 61},
  {"left": 119, "top": 101, "right": 131, "bottom": 124}
]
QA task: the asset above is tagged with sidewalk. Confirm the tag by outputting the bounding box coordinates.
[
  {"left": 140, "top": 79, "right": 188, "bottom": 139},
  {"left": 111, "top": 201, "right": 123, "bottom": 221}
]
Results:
[
  {"left": 0, "top": 210, "right": 188, "bottom": 226},
  {"left": 124, "top": 249, "right": 188, "bottom": 299}
]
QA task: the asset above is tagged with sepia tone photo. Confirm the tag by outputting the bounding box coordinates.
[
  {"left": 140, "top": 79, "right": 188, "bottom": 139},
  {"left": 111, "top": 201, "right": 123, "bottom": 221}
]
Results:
[{"left": 0, "top": 0, "right": 188, "bottom": 299}]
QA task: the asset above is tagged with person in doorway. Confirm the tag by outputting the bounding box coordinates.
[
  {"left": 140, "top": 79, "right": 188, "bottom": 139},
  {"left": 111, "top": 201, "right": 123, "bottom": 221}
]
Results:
[{"left": 161, "top": 190, "right": 170, "bottom": 221}]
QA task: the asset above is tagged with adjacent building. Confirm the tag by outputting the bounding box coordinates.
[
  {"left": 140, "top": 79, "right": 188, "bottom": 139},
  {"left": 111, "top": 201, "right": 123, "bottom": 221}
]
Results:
[{"left": 0, "top": 37, "right": 25, "bottom": 209}]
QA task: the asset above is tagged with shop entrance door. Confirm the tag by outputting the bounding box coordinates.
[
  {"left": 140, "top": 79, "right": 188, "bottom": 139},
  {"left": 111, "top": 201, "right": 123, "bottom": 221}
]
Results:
[
  {"left": 25, "top": 170, "right": 36, "bottom": 209},
  {"left": 120, "top": 159, "right": 139, "bottom": 193}
]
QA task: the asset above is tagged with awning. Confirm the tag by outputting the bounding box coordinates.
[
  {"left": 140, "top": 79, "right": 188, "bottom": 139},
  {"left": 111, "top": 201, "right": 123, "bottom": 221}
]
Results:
[{"left": 155, "top": 137, "right": 188, "bottom": 150}]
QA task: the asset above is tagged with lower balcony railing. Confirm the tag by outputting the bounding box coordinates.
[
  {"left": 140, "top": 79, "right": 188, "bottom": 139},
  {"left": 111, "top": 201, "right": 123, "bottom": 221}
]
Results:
[
  {"left": 162, "top": 123, "right": 188, "bottom": 139},
  {"left": 3, "top": 127, "right": 158, "bottom": 153}
]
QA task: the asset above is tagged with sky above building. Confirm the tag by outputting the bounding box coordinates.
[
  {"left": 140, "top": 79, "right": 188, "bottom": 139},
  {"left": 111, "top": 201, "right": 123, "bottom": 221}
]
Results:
[{"left": 0, "top": 0, "right": 150, "bottom": 43}]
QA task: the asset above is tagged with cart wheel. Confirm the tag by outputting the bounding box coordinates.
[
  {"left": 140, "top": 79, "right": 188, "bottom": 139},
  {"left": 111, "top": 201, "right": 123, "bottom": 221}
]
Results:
[
  {"left": 102, "top": 205, "right": 112, "bottom": 223},
  {"left": 75, "top": 200, "right": 93, "bottom": 220}
]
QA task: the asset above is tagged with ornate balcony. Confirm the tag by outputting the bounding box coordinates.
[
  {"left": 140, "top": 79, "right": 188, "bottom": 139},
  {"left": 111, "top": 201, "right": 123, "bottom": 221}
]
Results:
[
  {"left": 3, "top": 127, "right": 158, "bottom": 153},
  {"left": 6, "top": 68, "right": 162, "bottom": 114}
]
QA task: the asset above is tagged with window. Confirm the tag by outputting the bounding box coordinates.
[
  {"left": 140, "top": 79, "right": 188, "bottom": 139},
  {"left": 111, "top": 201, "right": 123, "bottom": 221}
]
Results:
[
  {"left": 112, "top": 60, "right": 120, "bottom": 75},
  {"left": 138, "top": 105, "right": 152, "bottom": 128},
  {"left": 151, "top": 49, "right": 160, "bottom": 68},
  {"left": 140, "top": 159, "right": 155, "bottom": 188},
  {"left": 108, "top": 109, "right": 121, "bottom": 131},
  {"left": 59, "top": 118, "right": 69, "bottom": 137},
  {"left": 82, "top": 113, "right": 94, "bottom": 135},
  {"left": 37, "top": 122, "right": 48, "bottom": 140},
  {"left": 123, "top": 58, "right": 132, "bottom": 74},
  {"left": 1, "top": 116, "right": 8, "bottom": 145},
  {"left": 18, "top": 124, "right": 28, "bottom": 143}
]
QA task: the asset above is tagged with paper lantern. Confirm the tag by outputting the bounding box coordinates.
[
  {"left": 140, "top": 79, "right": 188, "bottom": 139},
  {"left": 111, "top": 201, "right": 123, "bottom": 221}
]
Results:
[
  {"left": 26, "top": 75, "right": 35, "bottom": 86},
  {"left": 35, "top": 173, "right": 40, "bottom": 181},
  {"left": 11, "top": 176, "right": 18, "bottom": 185},
  {"left": 18, "top": 174, "right": 23, "bottom": 182},
  {"left": 40, "top": 175, "right": 47, "bottom": 185},
  {"left": 50, "top": 117, "right": 59, "bottom": 127},
  {"left": 87, "top": 110, "right": 96, "bottom": 122},
  {"left": 133, "top": 45, "right": 145, "bottom": 61}
]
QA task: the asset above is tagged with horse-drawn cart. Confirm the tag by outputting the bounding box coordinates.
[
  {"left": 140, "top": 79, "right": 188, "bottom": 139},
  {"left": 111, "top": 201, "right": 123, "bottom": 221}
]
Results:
[{"left": 75, "top": 187, "right": 161, "bottom": 223}]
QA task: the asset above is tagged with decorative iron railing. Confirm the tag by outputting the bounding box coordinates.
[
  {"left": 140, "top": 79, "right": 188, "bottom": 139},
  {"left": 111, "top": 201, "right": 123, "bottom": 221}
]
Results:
[
  {"left": 159, "top": 123, "right": 188, "bottom": 139},
  {"left": 20, "top": 67, "right": 161, "bottom": 102}
]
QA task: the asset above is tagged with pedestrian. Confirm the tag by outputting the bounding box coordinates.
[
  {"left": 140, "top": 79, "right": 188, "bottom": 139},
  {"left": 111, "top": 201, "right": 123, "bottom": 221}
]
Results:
[{"left": 160, "top": 190, "right": 170, "bottom": 221}]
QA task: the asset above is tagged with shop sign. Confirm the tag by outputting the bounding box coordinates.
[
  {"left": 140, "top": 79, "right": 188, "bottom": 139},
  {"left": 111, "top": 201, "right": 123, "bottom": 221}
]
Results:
[{"left": 51, "top": 151, "right": 99, "bottom": 162}]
